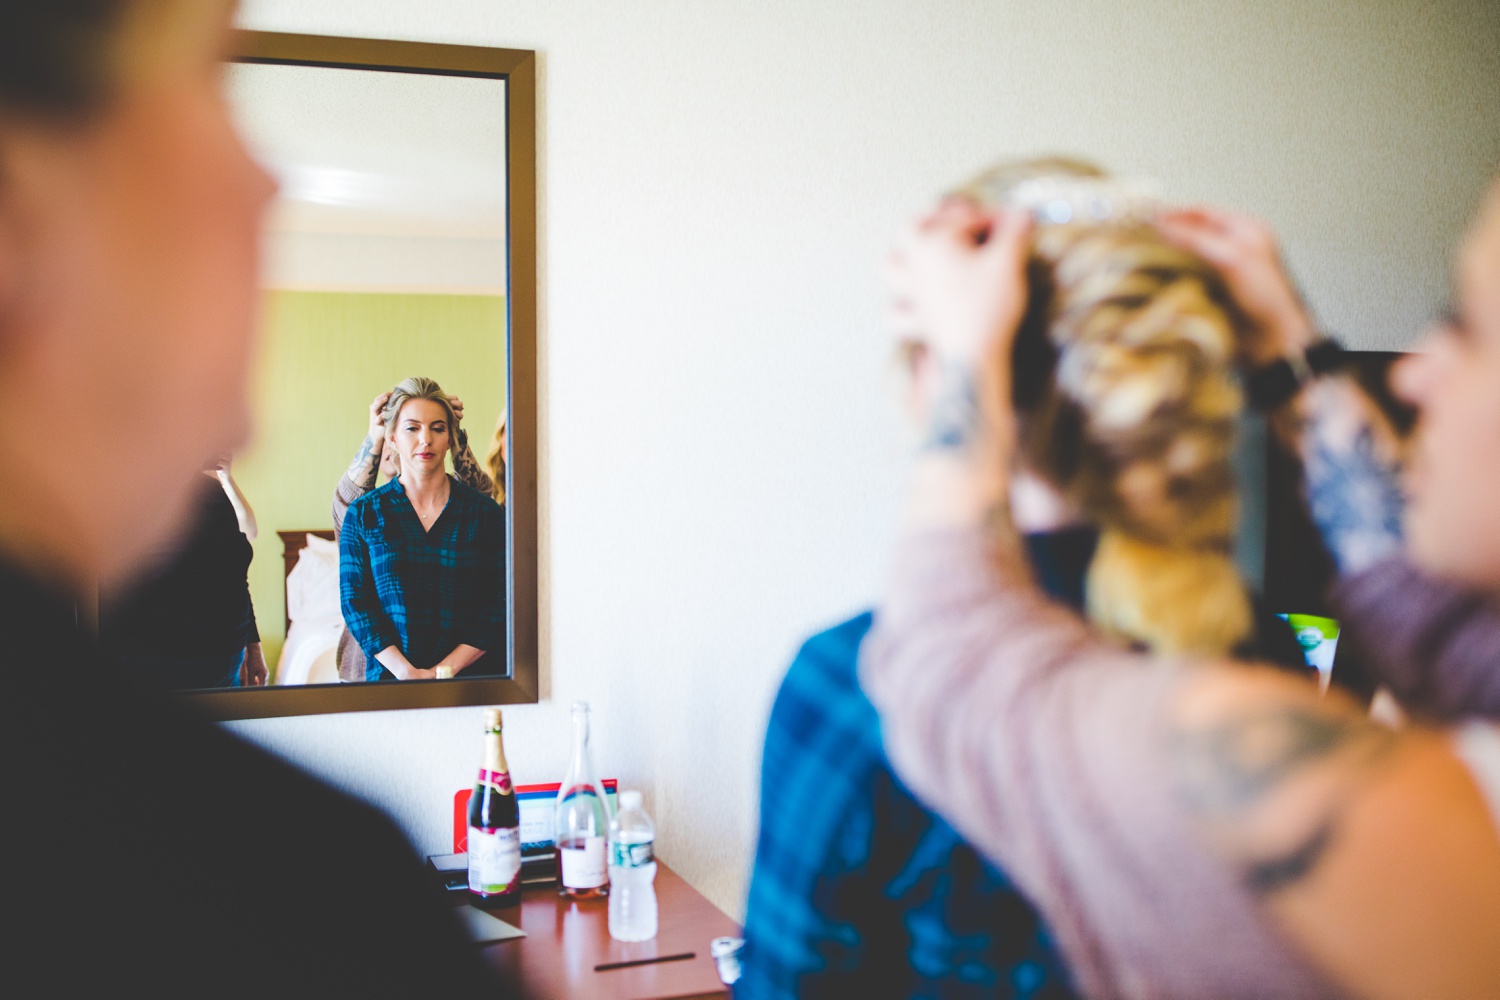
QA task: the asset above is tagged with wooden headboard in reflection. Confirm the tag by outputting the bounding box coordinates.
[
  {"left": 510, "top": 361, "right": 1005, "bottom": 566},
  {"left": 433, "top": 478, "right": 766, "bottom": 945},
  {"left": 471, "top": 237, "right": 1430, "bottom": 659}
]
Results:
[{"left": 277, "top": 529, "right": 335, "bottom": 633}]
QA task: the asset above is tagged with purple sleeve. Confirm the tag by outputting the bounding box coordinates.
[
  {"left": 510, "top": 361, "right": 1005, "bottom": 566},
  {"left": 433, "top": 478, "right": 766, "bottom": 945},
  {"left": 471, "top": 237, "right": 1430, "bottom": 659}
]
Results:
[{"left": 1334, "top": 557, "right": 1500, "bottom": 720}]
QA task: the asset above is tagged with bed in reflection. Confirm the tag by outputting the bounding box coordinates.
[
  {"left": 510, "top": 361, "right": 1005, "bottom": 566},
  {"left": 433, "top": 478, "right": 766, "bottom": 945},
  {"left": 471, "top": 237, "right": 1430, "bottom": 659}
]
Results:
[{"left": 276, "top": 530, "right": 341, "bottom": 685}]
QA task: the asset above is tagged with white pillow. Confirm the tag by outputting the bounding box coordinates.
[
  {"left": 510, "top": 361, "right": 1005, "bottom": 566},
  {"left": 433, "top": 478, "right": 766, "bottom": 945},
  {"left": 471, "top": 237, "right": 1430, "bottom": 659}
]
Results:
[{"left": 286, "top": 533, "right": 342, "bottom": 626}]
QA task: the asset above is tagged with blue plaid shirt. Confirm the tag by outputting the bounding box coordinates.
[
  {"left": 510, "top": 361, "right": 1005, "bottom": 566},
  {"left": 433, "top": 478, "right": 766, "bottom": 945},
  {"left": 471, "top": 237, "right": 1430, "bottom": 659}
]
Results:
[
  {"left": 339, "top": 476, "right": 505, "bottom": 681},
  {"left": 740, "top": 613, "right": 1077, "bottom": 1000},
  {"left": 738, "top": 531, "right": 1103, "bottom": 1000}
]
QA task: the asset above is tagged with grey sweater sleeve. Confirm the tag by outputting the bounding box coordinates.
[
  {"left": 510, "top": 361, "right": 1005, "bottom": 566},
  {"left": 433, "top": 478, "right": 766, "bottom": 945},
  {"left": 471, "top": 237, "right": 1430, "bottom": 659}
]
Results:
[
  {"left": 332, "top": 472, "right": 366, "bottom": 544},
  {"left": 1334, "top": 557, "right": 1500, "bottom": 720}
]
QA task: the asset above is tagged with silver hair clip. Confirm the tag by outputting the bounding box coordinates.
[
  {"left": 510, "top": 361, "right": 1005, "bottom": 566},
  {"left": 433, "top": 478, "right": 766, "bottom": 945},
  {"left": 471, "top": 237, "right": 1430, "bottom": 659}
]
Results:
[{"left": 1004, "top": 176, "right": 1162, "bottom": 226}]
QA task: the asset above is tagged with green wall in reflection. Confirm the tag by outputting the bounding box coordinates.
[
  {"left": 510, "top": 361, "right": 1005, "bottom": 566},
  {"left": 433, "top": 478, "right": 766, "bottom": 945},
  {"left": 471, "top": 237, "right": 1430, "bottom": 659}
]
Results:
[{"left": 236, "top": 291, "right": 508, "bottom": 673}]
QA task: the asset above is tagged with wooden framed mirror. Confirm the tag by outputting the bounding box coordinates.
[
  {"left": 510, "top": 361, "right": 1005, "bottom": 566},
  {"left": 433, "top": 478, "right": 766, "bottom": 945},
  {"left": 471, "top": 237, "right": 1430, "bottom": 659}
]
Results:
[{"left": 117, "top": 32, "right": 538, "bottom": 719}]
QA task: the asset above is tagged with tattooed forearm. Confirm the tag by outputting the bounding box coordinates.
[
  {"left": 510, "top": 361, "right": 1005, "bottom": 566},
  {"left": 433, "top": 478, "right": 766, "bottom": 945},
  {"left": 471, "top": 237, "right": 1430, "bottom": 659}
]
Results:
[
  {"left": 452, "top": 429, "right": 495, "bottom": 496},
  {"left": 920, "top": 358, "right": 981, "bottom": 452},
  {"left": 1172, "top": 698, "right": 1396, "bottom": 895},
  {"left": 1298, "top": 383, "right": 1405, "bottom": 575},
  {"left": 345, "top": 435, "right": 382, "bottom": 490}
]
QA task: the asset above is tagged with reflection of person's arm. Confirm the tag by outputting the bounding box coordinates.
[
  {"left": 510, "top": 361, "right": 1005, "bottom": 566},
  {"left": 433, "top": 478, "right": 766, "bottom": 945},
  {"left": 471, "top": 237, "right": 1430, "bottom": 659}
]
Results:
[
  {"left": 238, "top": 577, "right": 264, "bottom": 685},
  {"left": 434, "top": 644, "right": 485, "bottom": 676},
  {"left": 1334, "top": 558, "right": 1500, "bottom": 720},
  {"left": 451, "top": 429, "right": 494, "bottom": 497},
  {"left": 333, "top": 436, "right": 382, "bottom": 540},
  {"left": 372, "top": 644, "right": 432, "bottom": 681},
  {"left": 241, "top": 641, "right": 269, "bottom": 686},
  {"left": 217, "top": 469, "right": 258, "bottom": 540},
  {"left": 338, "top": 508, "right": 406, "bottom": 677}
]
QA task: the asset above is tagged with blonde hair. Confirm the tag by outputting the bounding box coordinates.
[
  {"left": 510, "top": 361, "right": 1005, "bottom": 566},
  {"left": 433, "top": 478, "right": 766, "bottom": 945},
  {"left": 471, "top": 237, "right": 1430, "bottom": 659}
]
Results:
[
  {"left": 383, "top": 376, "right": 461, "bottom": 463},
  {"left": 485, "top": 411, "right": 507, "bottom": 505},
  {"left": 958, "top": 158, "right": 1251, "bottom": 656}
]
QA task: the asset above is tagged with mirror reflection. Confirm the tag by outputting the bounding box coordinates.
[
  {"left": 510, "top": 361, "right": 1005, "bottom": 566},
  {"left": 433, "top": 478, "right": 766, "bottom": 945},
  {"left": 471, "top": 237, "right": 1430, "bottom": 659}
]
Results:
[{"left": 100, "top": 59, "right": 510, "bottom": 691}]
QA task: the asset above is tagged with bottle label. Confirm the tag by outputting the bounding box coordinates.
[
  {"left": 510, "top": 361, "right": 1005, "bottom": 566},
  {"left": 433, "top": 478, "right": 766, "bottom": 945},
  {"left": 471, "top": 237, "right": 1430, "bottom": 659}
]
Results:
[
  {"left": 560, "top": 836, "right": 608, "bottom": 888},
  {"left": 477, "top": 769, "right": 513, "bottom": 794},
  {"left": 468, "top": 826, "right": 522, "bottom": 892},
  {"left": 610, "top": 839, "right": 655, "bottom": 868}
]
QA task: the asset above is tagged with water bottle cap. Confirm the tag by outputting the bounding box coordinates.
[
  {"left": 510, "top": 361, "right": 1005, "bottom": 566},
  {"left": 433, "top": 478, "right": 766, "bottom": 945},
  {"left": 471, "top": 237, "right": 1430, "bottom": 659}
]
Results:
[
  {"left": 620, "top": 790, "right": 642, "bottom": 809},
  {"left": 570, "top": 700, "right": 590, "bottom": 715}
]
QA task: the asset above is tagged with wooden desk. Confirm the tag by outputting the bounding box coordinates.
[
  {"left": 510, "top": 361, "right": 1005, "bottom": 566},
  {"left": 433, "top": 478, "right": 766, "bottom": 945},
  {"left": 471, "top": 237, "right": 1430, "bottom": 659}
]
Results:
[{"left": 478, "top": 863, "right": 741, "bottom": 1000}]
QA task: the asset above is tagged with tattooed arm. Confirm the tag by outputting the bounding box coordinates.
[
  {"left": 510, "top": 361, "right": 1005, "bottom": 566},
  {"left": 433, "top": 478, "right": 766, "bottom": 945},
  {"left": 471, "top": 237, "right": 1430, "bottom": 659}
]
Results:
[
  {"left": 1279, "top": 375, "right": 1406, "bottom": 575},
  {"left": 332, "top": 392, "right": 391, "bottom": 540},
  {"left": 1157, "top": 208, "right": 1407, "bottom": 575},
  {"left": 451, "top": 428, "right": 494, "bottom": 498},
  {"left": 345, "top": 435, "right": 383, "bottom": 491},
  {"left": 867, "top": 199, "right": 1500, "bottom": 998},
  {"left": 1170, "top": 672, "right": 1500, "bottom": 1000},
  {"left": 332, "top": 434, "right": 381, "bottom": 539},
  {"left": 1156, "top": 208, "right": 1500, "bottom": 718},
  {"left": 889, "top": 201, "right": 1032, "bottom": 536}
]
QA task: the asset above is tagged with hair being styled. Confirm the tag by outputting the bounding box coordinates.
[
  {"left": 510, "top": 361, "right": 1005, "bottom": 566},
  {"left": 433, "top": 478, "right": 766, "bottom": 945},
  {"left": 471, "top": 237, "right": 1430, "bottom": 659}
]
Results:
[
  {"left": 957, "top": 158, "right": 1252, "bottom": 656},
  {"left": 383, "top": 376, "right": 461, "bottom": 462},
  {"left": 485, "top": 411, "right": 507, "bottom": 505}
]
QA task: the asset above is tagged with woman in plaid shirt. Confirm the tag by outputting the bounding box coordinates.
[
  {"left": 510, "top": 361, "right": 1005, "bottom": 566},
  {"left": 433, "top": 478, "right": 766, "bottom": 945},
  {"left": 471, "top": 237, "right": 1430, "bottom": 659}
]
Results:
[
  {"left": 340, "top": 377, "right": 506, "bottom": 681},
  {"left": 332, "top": 388, "right": 495, "bottom": 681}
]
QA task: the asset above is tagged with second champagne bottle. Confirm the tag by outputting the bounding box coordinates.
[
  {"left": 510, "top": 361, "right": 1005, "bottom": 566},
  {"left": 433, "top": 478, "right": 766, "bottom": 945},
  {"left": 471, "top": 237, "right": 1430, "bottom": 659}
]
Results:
[{"left": 554, "top": 701, "right": 610, "bottom": 898}]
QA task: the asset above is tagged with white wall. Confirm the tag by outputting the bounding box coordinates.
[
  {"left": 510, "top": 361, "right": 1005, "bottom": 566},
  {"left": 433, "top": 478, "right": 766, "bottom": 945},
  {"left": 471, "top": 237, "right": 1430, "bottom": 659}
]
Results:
[{"left": 230, "top": 0, "right": 1500, "bottom": 918}]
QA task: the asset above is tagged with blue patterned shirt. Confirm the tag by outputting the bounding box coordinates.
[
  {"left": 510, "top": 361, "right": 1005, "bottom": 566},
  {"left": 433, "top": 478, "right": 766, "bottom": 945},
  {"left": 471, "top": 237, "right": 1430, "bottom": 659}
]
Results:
[
  {"left": 339, "top": 476, "right": 505, "bottom": 681},
  {"left": 739, "top": 608, "right": 1078, "bottom": 1000},
  {"left": 739, "top": 525, "right": 1308, "bottom": 1000}
]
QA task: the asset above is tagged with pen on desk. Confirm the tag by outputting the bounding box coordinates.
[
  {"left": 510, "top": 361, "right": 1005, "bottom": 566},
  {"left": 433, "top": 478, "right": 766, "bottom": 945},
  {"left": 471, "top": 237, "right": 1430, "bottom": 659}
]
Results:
[{"left": 594, "top": 952, "right": 696, "bottom": 973}]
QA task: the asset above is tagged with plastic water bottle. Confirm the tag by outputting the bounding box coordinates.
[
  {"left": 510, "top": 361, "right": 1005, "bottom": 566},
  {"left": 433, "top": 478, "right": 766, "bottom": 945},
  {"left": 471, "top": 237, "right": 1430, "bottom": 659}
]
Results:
[{"left": 607, "top": 790, "right": 658, "bottom": 941}]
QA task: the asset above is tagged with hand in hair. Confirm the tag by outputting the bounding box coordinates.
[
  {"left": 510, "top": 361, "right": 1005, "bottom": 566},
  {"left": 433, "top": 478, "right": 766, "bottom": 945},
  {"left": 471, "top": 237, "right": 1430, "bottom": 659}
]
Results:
[
  {"left": 1157, "top": 207, "right": 1315, "bottom": 367},
  {"left": 367, "top": 391, "right": 393, "bottom": 444},
  {"left": 889, "top": 201, "right": 1033, "bottom": 458},
  {"left": 889, "top": 200, "right": 1034, "bottom": 363},
  {"left": 1159, "top": 207, "right": 1408, "bottom": 576}
]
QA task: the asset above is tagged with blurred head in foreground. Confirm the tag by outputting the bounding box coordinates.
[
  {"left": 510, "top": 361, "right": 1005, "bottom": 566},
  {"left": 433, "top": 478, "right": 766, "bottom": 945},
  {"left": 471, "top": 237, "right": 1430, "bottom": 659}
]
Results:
[
  {"left": 0, "top": 1, "right": 272, "bottom": 590},
  {"left": 956, "top": 158, "right": 1249, "bottom": 655},
  {"left": 1393, "top": 180, "right": 1500, "bottom": 590}
]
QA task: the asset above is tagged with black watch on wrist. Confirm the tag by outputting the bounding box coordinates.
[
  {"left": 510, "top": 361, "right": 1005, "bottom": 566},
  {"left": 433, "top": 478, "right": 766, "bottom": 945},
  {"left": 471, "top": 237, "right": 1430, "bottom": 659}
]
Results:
[{"left": 1244, "top": 337, "right": 1347, "bottom": 412}]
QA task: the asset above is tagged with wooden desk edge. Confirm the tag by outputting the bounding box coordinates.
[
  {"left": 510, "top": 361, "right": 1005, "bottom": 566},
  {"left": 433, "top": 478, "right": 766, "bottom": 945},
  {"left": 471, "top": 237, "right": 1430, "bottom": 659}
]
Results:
[{"left": 472, "top": 861, "right": 739, "bottom": 1000}]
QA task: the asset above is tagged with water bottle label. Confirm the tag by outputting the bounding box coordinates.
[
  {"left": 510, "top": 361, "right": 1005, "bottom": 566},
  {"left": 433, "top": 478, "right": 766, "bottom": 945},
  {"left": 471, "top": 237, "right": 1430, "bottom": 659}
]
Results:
[
  {"left": 610, "top": 840, "right": 655, "bottom": 868},
  {"left": 560, "top": 836, "right": 608, "bottom": 888},
  {"left": 468, "top": 826, "right": 522, "bottom": 892}
]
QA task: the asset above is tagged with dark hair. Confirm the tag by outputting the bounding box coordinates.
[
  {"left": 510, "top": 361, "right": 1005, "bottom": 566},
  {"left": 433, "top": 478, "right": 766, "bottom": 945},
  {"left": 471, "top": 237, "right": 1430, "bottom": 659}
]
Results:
[{"left": 0, "top": 1, "right": 132, "bottom": 117}]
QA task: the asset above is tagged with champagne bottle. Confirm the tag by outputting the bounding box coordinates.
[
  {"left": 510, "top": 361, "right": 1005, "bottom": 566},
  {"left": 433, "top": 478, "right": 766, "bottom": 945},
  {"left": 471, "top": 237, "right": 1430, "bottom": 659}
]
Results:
[
  {"left": 554, "top": 701, "right": 610, "bottom": 899},
  {"left": 467, "top": 708, "right": 522, "bottom": 908}
]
